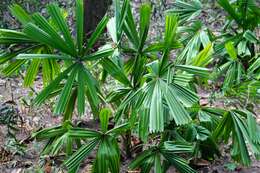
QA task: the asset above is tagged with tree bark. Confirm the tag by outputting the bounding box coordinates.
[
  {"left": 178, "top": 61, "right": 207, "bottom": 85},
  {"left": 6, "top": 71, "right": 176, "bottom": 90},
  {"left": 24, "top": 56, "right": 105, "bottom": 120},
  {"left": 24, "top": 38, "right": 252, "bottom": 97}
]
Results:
[{"left": 84, "top": 0, "right": 112, "bottom": 37}]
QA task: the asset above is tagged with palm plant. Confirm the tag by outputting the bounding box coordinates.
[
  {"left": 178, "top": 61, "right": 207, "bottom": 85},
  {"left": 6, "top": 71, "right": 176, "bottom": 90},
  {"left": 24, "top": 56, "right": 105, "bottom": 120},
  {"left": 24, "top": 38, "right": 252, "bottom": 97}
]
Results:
[
  {"left": 223, "top": 53, "right": 260, "bottom": 104},
  {"left": 1, "top": 1, "right": 115, "bottom": 119},
  {"left": 218, "top": 0, "right": 260, "bottom": 31},
  {"left": 108, "top": 0, "right": 209, "bottom": 132},
  {"left": 210, "top": 0, "right": 260, "bottom": 106},
  {"left": 175, "top": 22, "right": 213, "bottom": 65},
  {"left": 217, "top": 40, "right": 260, "bottom": 103},
  {"left": 32, "top": 120, "right": 80, "bottom": 157},
  {"left": 62, "top": 108, "right": 130, "bottom": 173},
  {"left": 0, "top": 0, "right": 260, "bottom": 173},
  {"left": 106, "top": 1, "right": 213, "bottom": 172},
  {"left": 213, "top": 109, "right": 260, "bottom": 166},
  {"left": 0, "top": 4, "right": 60, "bottom": 87},
  {"left": 33, "top": 108, "right": 129, "bottom": 173},
  {"left": 215, "top": 0, "right": 260, "bottom": 57},
  {"left": 166, "top": 0, "right": 202, "bottom": 23},
  {"left": 166, "top": 4, "right": 214, "bottom": 69},
  {"left": 217, "top": 41, "right": 245, "bottom": 91},
  {"left": 129, "top": 142, "right": 196, "bottom": 173}
]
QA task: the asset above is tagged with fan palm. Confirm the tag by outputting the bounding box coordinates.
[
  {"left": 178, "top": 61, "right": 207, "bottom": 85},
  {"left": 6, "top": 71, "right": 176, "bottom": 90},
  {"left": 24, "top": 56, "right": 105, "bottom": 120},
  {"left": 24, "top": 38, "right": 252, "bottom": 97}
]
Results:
[
  {"left": 217, "top": 42, "right": 245, "bottom": 91},
  {"left": 63, "top": 108, "right": 130, "bottom": 173},
  {"left": 129, "top": 141, "right": 196, "bottom": 173},
  {"left": 1, "top": 0, "right": 115, "bottom": 118},
  {"left": 213, "top": 109, "right": 260, "bottom": 166},
  {"left": 0, "top": 5, "right": 60, "bottom": 86},
  {"left": 166, "top": 0, "right": 202, "bottom": 23}
]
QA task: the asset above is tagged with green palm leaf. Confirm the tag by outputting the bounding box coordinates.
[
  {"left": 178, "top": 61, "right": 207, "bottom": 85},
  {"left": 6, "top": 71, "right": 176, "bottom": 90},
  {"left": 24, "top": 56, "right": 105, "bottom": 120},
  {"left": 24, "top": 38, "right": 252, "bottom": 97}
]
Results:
[
  {"left": 225, "top": 42, "right": 237, "bottom": 60},
  {"left": 149, "top": 81, "right": 164, "bottom": 132},
  {"left": 100, "top": 57, "right": 130, "bottom": 86},
  {"left": 218, "top": 0, "right": 241, "bottom": 26},
  {"left": 161, "top": 80, "right": 192, "bottom": 126},
  {"left": 47, "top": 4, "right": 76, "bottom": 55},
  {"left": 54, "top": 65, "right": 78, "bottom": 115},
  {"left": 160, "top": 14, "right": 178, "bottom": 71},
  {"left": 162, "top": 153, "right": 196, "bottom": 173},
  {"left": 2, "top": 60, "right": 26, "bottom": 76},
  {"left": 166, "top": 0, "right": 202, "bottom": 22},
  {"left": 77, "top": 68, "right": 86, "bottom": 116},
  {"left": 9, "top": 4, "right": 32, "bottom": 25},
  {"left": 87, "top": 16, "right": 109, "bottom": 50},
  {"left": 82, "top": 47, "right": 114, "bottom": 61},
  {"left": 80, "top": 66, "right": 100, "bottom": 109},
  {"left": 213, "top": 110, "right": 260, "bottom": 166},
  {"left": 190, "top": 43, "right": 213, "bottom": 67},
  {"left": 76, "top": 0, "right": 84, "bottom": 53},
  {"left": 23, "top": 23, "right": 72, "bottom": 56},
  {"left": 32, "top": 12, "right": 71, "bottom": 52},
  {"left": 17, "top": 54, "right": 73, "bottom": 60},
  {"left": 99, "top": 108, "right": 111, "bottom": 132},
  {"left": 67, "top": 128, "right": 101, "bottom": 138},
  {"left": 129, "top": 149, "right": 155, "bottom": 170},
  {"left": 0, "top": 29, "right": 34, "bottom": 44},
  {"left": 123, "top": 3, "right": 140, "bottom": 49},
  {"left": 94, "top": 138, "right": 120, "bottom": 173},
  {"left": 23, "top": 59, "right": 41, "bottom": 87},
  {"left": 176, "top": 65, "right": 211, "bottom": 78},
  {"left": 138, "top": 3, "right": 151, "bottom": 52},
  {"left": 34, "top": 64, "right": 76, "bottom": 106},
  {"left": 64, "top": 138, "right": 100, "bottom": 171}
]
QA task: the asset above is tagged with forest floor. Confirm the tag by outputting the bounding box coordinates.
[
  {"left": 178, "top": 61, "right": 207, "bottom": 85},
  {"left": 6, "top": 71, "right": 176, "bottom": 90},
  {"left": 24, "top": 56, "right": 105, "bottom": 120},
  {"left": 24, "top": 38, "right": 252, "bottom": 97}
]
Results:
[
  {"left": 0, "top": 75, "right": 259, "bottom": 173},
  {"left": 0, "top": 0, "right": 260, "bottom": 173}
]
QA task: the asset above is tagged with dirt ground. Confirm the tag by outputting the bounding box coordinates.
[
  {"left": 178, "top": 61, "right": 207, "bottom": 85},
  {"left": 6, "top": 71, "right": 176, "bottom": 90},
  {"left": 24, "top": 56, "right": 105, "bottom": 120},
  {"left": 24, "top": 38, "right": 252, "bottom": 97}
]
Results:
[
  {"left": 0, "top": 76, "right": 259, "bottom": 173},
  {"left": 0, "top": 1, "right": 260, "bottom": 173}
]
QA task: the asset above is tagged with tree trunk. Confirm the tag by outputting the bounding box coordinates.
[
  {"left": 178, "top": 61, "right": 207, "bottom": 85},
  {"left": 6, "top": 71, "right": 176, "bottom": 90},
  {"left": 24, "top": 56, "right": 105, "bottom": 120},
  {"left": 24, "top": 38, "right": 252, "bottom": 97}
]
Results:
[{"left": 84, "top": 0, "right": 112, "bottom": 37}]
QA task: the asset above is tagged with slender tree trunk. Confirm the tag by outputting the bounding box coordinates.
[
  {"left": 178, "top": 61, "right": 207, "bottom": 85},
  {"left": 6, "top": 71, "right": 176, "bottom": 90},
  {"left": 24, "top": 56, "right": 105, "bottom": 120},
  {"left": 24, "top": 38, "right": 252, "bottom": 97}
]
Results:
[
  {"left": 84, "top": 0, "right": 112, "bottom": 37},
  {"left": 124, "top": 130, "right": 132, "bottom": 158}
]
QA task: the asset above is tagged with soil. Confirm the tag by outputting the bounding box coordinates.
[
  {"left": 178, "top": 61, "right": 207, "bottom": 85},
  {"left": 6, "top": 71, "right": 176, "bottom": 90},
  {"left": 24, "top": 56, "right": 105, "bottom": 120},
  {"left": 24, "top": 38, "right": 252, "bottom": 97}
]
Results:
[
  {"left": 0, "top": 1, "right": 260, "bottom": 173},
  {"left": 0, "top": 77, "right": 259, "bottom": 172}
]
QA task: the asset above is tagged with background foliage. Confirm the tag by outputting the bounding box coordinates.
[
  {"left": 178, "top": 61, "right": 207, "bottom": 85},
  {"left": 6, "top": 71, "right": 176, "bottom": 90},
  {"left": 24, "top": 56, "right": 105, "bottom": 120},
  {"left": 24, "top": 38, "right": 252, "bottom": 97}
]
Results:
[{"left": 0, "top": 0, "right": 259, "bottom": 173}]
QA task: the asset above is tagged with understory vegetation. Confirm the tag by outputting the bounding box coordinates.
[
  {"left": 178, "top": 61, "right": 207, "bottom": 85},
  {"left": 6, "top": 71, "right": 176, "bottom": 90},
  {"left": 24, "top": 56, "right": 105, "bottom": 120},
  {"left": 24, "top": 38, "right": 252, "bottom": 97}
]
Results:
[{"left": 0, "top": 0, "right": 259, "bottom": 172}]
